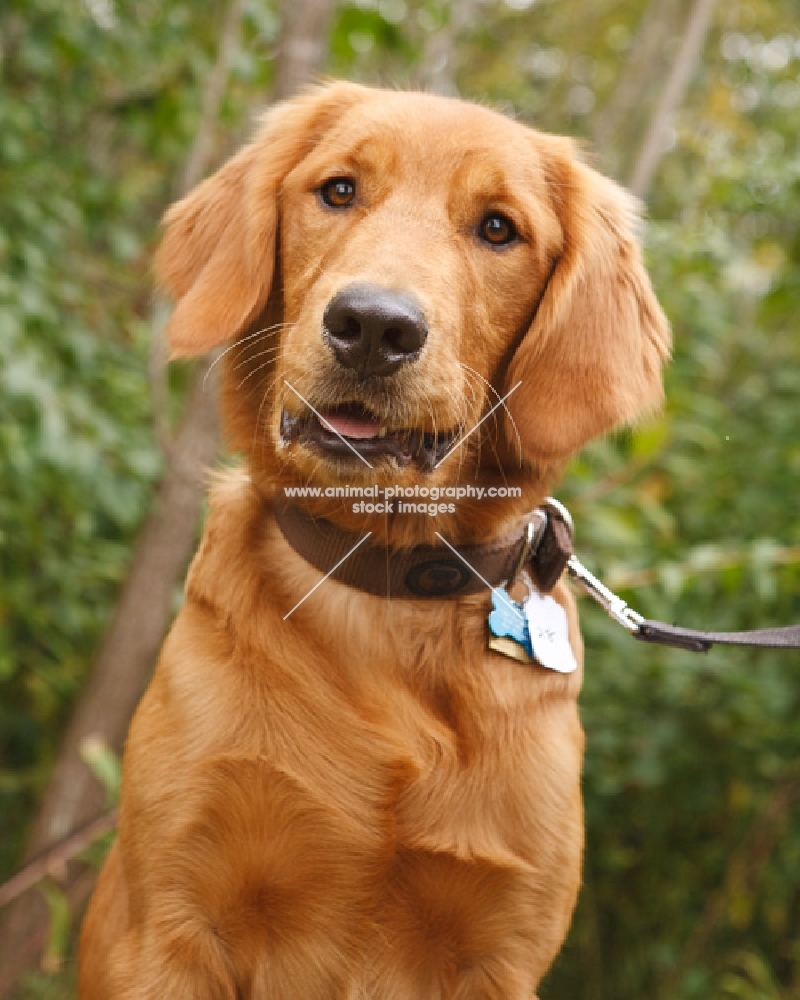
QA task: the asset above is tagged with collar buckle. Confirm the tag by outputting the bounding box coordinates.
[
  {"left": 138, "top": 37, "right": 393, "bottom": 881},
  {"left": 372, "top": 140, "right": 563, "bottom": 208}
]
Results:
[{"left": 508, "top": 510, "right": 548, "bottom": 588}]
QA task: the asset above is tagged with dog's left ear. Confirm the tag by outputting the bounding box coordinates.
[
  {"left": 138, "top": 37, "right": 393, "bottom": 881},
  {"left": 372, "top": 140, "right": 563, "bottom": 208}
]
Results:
[
  {"left": 155, "top": 81, "right": 367, "bottom": 358},
  {"left": 505, "top": 137, "right": 671, "bottom": 462}
]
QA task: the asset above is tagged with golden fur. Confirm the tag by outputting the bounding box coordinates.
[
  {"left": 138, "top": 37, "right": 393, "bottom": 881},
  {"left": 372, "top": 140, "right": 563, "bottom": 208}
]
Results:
[{"left": 79, "top": 82, "right": 669, "bottom": 999}]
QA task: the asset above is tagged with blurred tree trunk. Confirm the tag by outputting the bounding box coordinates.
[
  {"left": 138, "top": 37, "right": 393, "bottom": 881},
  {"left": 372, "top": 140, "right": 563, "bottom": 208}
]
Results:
[
  {"left": 591, "top": 0, "right": 684, "bottom": 169},
  {"left": 272, "top": 0, "right": 337, "bottom": 102},
  {"left": 627, "top": 0, "right": 718, "bottom": 199},
  {"left": 0, "top": 0, "right": 339, "bottom": 992},
  {"left": 417, "top": 0, "right": 479, "bottom": 95}
]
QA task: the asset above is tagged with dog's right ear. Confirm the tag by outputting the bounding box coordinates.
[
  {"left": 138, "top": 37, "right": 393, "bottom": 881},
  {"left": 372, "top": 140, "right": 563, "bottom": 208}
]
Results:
[{"left": 155, "top": 81, "right": 367, "bottom": 358}]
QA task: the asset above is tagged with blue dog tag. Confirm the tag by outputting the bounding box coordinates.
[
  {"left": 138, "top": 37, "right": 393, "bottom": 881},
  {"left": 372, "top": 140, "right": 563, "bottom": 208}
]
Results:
[{"left": 487, "top": 586, "right": 534, "bottom": 663}]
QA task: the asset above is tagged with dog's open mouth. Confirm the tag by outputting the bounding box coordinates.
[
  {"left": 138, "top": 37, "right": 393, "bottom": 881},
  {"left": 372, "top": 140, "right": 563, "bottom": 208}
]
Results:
[{"left": 280, "top": 404, "right": 459, "bottom": 469}]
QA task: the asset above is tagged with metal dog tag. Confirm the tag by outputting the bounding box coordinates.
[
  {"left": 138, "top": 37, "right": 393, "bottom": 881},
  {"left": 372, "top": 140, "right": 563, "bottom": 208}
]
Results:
[{"left": 523, "top": 588, "right": 578, "bottom": 674}]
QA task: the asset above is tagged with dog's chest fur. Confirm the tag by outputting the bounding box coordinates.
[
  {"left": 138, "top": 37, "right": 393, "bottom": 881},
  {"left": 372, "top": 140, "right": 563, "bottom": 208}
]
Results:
[{"left": 119, "top": 476, "right": 584, "bottom": 995}]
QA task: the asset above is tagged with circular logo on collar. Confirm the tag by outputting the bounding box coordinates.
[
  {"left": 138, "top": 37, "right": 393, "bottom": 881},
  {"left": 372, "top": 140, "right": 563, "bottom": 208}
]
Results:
[{"left": 405, "top": 559, "right": 471, "bottom": 597}]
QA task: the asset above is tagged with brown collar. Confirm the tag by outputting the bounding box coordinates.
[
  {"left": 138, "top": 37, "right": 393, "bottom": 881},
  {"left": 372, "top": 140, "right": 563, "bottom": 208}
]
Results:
[{"left": 273, "top": 499, "right": 573, "bottom": 599}]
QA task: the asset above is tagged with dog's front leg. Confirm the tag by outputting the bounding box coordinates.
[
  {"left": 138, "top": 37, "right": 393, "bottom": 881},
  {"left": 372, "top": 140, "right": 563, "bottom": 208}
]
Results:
[{"left": 108, "top": 922, "right": 238, "bottom": 1000}]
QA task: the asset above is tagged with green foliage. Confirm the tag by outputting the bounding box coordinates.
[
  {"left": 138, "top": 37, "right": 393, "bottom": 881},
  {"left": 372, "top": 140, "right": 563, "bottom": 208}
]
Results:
[
  {"left": 2, "top": 0, "right": 799, "bottom": 997},
  {"left": 79, "top": 737, "right": 121, "bottom": 806},
  {"left": 40, "top": 882, "right": 71, "bottom": 977},
  {"left": 0, "top": 0, "right": 276, "bottom": 879}
]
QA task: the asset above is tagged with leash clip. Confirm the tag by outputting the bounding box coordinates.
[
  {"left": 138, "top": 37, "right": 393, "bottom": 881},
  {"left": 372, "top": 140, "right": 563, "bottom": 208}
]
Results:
[{"left": 566, "top": 555, "right": 644, "bottom": 633}]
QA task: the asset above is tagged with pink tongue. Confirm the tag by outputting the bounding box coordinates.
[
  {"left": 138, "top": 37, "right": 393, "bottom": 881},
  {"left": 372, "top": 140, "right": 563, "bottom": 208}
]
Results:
[{"left": 320, "top": 411, "right": 382, "bottom": 440}]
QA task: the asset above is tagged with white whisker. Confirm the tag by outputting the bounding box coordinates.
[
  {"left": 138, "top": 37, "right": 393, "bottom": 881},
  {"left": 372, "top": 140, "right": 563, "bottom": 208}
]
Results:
[{"left": 201, "top": 325, "right": 284, "bottom": 389}]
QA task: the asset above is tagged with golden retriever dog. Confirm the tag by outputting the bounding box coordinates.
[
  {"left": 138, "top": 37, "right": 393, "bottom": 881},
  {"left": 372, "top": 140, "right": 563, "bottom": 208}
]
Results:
[{"left": 79, "top": 81, "right": 669, "bottom": 999}]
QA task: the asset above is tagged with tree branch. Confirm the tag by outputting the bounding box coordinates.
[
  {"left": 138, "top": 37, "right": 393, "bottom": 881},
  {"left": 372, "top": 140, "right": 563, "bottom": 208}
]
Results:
[{"left": 0, "top": 811, "right": 117, "bottom": 911}]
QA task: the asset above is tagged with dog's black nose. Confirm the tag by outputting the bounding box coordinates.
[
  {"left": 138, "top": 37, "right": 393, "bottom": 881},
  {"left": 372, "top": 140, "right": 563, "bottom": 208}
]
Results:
[{"left": 323, "top": 283, "right": 428, "bottom": 378}]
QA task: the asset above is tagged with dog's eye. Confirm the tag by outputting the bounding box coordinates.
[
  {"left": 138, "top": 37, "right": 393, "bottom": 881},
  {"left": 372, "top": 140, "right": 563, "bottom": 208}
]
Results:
[
  {"left": 479, "top": 213, "right": 517, "bottom": 247},
  {"left": 320, "top": 177, "right": 356, "bottom": 208}
]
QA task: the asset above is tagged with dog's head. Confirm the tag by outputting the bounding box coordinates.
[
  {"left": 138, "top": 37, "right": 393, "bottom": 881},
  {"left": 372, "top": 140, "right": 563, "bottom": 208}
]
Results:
[{"left": 156, "top": 82, "right": 669, "bottom": 536}]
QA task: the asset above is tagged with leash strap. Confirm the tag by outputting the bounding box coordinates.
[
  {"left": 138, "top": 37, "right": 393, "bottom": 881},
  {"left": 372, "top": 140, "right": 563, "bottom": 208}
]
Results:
[
  {"left": 565, "top": 550, "right": 800, "bottom": 653},
  {"left": 634, "top": 620, "right": 800, "bottom": 652}
]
